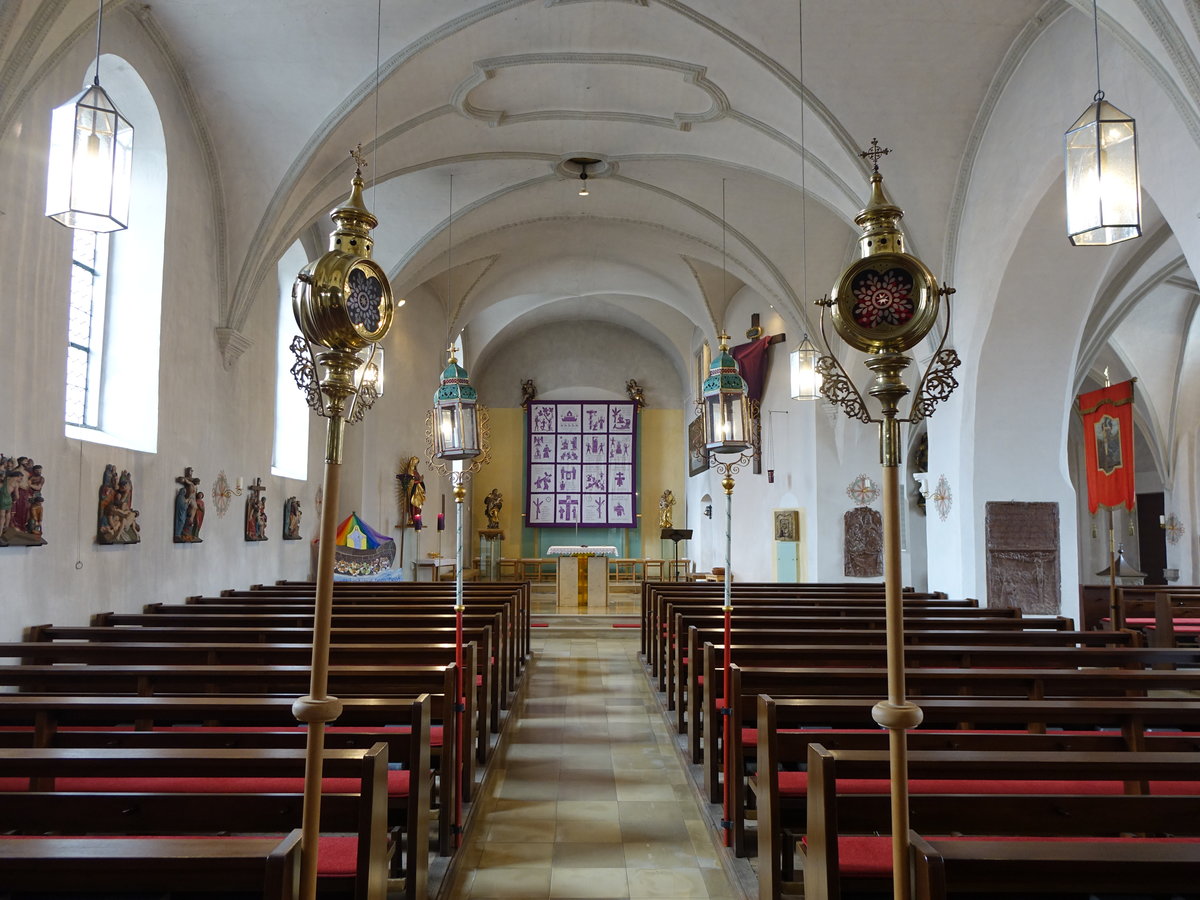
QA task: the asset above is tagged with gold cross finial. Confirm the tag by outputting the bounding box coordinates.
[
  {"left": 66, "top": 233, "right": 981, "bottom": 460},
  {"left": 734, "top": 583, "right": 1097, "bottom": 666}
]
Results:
[
  {"left": 350, "top": 143, "right": 368, "bottom": 176},
  {"left": 859, "top": 138, "right": 890, "bottom": 173}
]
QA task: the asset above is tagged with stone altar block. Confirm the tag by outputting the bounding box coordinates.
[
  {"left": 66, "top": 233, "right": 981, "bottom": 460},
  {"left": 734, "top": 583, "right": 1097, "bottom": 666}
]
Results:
[{"left": 548, "top": 545, "right": 617, "bottom": 610}]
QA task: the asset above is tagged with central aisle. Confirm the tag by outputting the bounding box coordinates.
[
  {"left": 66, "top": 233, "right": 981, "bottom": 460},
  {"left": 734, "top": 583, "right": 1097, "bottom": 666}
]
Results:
[{"left": 445, "top": 623, "right": 739, "bottom": 899}]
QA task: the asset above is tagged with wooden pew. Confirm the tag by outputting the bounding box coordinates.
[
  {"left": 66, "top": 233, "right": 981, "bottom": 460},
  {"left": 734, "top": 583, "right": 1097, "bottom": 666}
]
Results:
[
  {"left": 663, "top": 608, "right": 1073, "bottom": 721},
  {"left": 0, "top": 640, "right": 477, "bottom": 807},
  {"left": 681, "top": 626, "right": 1140, "bottom": 750},
  {"left": 659, "top": 607, "right": 1070, "bottom": 697},
  {"left": 1123, "top": 590, "right": 1200, "bottom": 647},
  {"left": 909, "top": 829, "right": 1200, "bottom": 900},
  {"left": 643, "top": 588, "right": 960, "bottom": 672},
  {"left": 1079, "top": 583, "right": 1200, "bottom": 631},
  {"left": 641, "top": 582, "right": 954, "bottom": 654},
  {"left": 0, "top": 744, "right": 398, "bottom": 900},
  {"left": 0, "top": 693, "right": 449, "bottom": 862},
  {"left": 104, "top": 607, "right": 519, "bottom": 701},
  {"left": 703, "top": 638, "right": 1197, "bottom": 736},
  {"left": 754, "top": 695, "right": 1200, "bottom": 900},
  {"left": 25, "top": 622, "right": 502, "bottom": 739},
  {"left": 0, "top": 830, "right": 302, "bottom": 897},
  {"left": 723, "top": 661, "right": 1200, "bottom": 855},
  {"left": 801, "top": 746, "right": 1200, "bottom": 900},
  {"left": 223, "top": 582, "right": 531, "bottom": 666}
]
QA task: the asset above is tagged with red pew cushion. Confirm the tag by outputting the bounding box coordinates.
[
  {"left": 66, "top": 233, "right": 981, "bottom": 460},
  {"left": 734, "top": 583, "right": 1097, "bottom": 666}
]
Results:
[
  {"left": 775, "top": 773, "right": 1199, "bottom": 797},
  {"left": 0, "top": 771, "right": 410, "bottom": 797}
]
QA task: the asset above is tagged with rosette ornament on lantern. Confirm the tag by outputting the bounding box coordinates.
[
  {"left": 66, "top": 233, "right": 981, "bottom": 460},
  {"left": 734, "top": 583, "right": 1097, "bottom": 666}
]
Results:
[
  {"left": 432, "top": 350, "right": 481, "bottom": 461},
  {"left": 291, "top": 147, "right": 393, "bottom": 429},
  {"left": 703, "top": 333, "right": 752, "bottom": 455}
]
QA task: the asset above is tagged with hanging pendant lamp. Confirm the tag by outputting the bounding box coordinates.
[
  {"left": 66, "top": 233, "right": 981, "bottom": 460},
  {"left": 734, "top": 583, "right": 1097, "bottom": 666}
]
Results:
[
  {"left": 789, "top": 334, "right": 821, "bottom": 400},
  {"left": 1064, "top": 0, "right": 1140, "bottom": 246},
  {"left": 46, "top": 0, "right": 134, "bottom": 232}
]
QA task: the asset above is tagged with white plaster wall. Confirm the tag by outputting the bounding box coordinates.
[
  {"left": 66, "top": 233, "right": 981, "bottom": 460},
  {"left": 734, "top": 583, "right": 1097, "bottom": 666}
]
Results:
[
  {"left": 931, "top": 8, "right": 1200, "bottom": 613},
  {"left": 473, "top": 318, "right": 684, "bottom": 410},
  {"left": 0, "top": 17, "right": 371, "bottom": 640}
]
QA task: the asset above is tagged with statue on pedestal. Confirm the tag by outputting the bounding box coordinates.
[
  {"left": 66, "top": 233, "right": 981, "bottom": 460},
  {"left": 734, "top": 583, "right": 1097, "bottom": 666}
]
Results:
[
  {"left": 658, "top": 489, "right": 675, "bottom": 529},
  {"left": 484, "top": 488, "right": 503, "bottom": 529}
]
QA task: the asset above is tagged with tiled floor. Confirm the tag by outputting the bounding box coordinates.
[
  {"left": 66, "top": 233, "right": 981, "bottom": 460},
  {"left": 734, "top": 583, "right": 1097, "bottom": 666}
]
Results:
[{"left": 445, "top": 622, "right": 739, "bottom": 899}]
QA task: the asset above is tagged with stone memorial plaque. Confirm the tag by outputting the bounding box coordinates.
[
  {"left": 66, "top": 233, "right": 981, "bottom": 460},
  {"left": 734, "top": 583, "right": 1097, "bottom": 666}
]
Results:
[
  {"left": 844, "top": 507, "right": 883, "bottom": 578},
  {"left": 985, "top": 501, "right": 1060, "bottom": 614}
]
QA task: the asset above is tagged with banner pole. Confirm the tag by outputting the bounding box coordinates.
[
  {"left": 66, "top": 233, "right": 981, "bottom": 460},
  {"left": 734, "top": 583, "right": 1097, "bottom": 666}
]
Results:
[{"left": 1108, "top": 507, "right": 1119, "bottom": 629}]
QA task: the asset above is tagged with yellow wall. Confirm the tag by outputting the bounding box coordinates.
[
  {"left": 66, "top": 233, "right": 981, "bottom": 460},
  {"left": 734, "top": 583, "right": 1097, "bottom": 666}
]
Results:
[{"left": 470, "top": 407, "right": 685, "bottom": 561}]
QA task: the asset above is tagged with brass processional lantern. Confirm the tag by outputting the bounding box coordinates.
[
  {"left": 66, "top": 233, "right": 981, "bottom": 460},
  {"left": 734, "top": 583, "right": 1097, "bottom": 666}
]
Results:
[
  {"left": 433, "top": 350, "right": 481, "bottom": 461},
  {"left": 288, "top": 147, "right": 394, "bottom": 900},
  {"left": 700, "top": 331, "right": 755, "bottom": 848},
  {"left": 809, "top": 140, "right": 960, "bottom": 900},
  {"left": 425, "top": 347, "right": 490, "bottom": 847}
]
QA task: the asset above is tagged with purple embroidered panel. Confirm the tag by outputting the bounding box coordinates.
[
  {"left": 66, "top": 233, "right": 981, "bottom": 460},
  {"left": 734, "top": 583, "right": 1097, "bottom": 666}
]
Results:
[{"left": 526, "top": 401, "right": 637, "bottom": 528}]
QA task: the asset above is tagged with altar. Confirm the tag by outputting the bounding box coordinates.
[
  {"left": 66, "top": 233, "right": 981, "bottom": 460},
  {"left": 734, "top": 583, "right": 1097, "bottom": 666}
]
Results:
[{"left": 547, "top": 545, "right": 618, "bottom": 609}]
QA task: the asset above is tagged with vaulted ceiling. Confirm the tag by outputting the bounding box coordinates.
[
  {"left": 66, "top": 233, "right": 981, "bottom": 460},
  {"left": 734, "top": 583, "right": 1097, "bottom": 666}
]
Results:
[{"left": 6, "top": 0, "right": 1198, "bottom": 464}]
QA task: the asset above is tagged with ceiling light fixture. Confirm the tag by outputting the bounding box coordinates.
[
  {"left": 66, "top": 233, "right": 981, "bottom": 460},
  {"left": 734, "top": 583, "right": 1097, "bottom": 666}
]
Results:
[
  {"left": 1064, "top": 0, "right": 1141, "bottom": 246},
  {"left": 46, "top": 0, "right": 134, "bottom": 232},
  {"left": 578, "top": 162, "right": 590, "bottom": 197}
]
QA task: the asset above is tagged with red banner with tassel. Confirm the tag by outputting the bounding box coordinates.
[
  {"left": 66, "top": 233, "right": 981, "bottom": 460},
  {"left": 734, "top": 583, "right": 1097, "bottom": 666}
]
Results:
[{"left": 1076, "top": 379, "right": 1136, "bottom": 514}]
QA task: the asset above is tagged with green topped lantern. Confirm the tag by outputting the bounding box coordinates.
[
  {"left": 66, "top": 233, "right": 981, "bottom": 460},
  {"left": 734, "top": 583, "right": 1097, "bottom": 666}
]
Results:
[
  {"left": 703, "top": 332, "right": 752, "bottom": 455},
  {"left": 433, "top": 349, "right": 480, "bottom": 461}
]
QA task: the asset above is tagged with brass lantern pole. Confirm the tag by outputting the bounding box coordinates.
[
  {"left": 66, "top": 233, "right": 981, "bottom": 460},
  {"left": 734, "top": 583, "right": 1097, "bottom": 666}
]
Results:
[
  {"left": 289, "top": 147, "right": 394, "bottom": 900},
  {"left": 808, "top": 141, "right": 960, "bottom": 900}
]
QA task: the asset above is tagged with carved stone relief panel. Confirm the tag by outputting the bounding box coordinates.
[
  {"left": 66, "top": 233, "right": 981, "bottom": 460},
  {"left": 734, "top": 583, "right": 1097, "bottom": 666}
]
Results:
[
  {"left": 985, "top": 501, "right": 1060, "bottom": 614},
  {"left": 844, "top": 507, "right": 883, "bottom": 578}
]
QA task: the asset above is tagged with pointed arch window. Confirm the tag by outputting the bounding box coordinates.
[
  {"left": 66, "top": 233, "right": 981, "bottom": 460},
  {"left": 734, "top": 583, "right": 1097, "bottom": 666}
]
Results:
[{"left": 60, "top": 55, "right": 166, "bottom": 452}]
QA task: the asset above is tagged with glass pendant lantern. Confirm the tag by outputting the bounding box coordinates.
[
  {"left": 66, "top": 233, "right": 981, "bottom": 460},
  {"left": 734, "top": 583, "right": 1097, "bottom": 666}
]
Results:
[
  {"left": 789, "top": 334, "right": 821, "bottom": 400},
  {"left": 46, "top": 0, "right": 133, "bottom": 233},
  {"left": 1064, "top": 0, "right": 1141, "bottom": 247},
  {"left": 703, "top": 332, "right": 751, "bottom": 455},
  {"left": 433, "top": 350, "right": 480, "bottom": 461},
  {"left": 1065, "top": 98, "right": 1141, "bottom": 246}
]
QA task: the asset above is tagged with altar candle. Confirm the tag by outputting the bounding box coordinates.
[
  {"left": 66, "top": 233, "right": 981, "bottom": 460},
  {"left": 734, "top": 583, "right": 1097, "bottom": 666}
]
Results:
[
  {"left": 437, "top": 513, "right": 445, "bottom": 531},
  {"left": 413, "top": 513, "right": 422, "bottom": 531}
]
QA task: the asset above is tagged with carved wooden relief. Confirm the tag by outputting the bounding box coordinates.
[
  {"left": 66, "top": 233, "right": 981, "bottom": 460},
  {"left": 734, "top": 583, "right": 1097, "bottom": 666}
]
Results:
[{"left": 844, "top": 507, "right": 883, "bottom": 578}]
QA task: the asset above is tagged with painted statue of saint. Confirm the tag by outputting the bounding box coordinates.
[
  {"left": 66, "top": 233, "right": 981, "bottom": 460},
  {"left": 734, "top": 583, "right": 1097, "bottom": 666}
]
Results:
[
  {"left": 658, "top": 489, "right": 675, "bottom": 529},
  {"left": 484, "top": 488, "right": 503, "bottom": 529}
]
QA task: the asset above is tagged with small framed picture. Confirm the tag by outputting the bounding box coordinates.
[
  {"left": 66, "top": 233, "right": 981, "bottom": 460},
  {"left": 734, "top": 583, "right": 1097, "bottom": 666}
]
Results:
[
  {"left": 688, "top": 414, "right": 709, "bottom": 476},
  {"left": 773, "top": 509, "right": 799, "bottom": 542}
]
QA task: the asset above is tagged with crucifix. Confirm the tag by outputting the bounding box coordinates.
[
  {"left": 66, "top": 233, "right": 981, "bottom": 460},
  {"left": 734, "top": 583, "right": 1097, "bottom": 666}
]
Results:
[
  {"left": 737, "top": 313, "right": 786, "bottom": 474},
  {"left": 245, "top": 476, "right": 267, "bottom": 542}
]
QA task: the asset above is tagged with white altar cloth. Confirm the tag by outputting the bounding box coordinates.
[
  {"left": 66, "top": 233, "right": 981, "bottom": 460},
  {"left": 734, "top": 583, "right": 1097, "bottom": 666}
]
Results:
[{"left": 547, "top": 545, "right": 618, "bottom": 557}]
